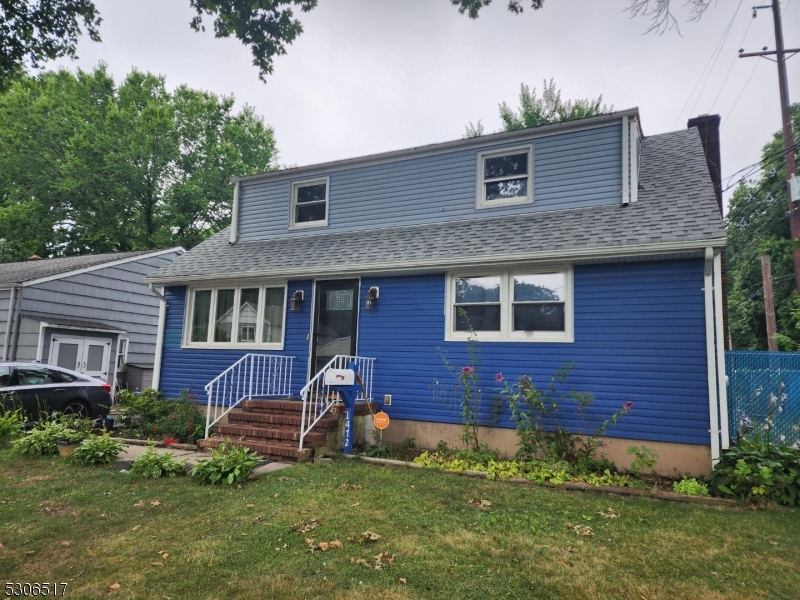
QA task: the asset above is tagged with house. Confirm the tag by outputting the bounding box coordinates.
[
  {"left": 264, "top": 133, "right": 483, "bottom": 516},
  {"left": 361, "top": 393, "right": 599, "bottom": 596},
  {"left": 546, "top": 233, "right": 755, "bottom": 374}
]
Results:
[
  {"left": 144, "top": 109, "right": 728, "bottom": 475},
  {"left": 0, "top": 248, "right": 184, "bottom": 392}
]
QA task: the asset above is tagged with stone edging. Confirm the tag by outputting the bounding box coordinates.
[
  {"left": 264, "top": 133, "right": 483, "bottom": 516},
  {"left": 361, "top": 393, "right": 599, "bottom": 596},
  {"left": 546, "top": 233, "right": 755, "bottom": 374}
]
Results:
[
  {"left": 348, "top": 455, "right": 738, "bottom": 507},
  {"left": 113, "top": 437, "right": 199, "bottom": 452}
]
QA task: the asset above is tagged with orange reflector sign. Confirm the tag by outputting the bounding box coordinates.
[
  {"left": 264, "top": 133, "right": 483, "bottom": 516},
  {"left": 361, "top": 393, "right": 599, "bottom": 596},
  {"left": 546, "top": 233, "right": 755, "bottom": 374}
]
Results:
[{"left": 373, "top": 411, "right": 390, "bottom": 430}]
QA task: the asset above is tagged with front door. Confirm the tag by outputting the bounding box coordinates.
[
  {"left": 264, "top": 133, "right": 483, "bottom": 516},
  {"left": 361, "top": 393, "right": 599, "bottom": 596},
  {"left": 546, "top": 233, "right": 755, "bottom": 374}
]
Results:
[
  {"left": 51, "top": 336, "right": 112, "bottom": 382},
  {"left": 310, "top": 280, "right": 359, "bottom": 376}
]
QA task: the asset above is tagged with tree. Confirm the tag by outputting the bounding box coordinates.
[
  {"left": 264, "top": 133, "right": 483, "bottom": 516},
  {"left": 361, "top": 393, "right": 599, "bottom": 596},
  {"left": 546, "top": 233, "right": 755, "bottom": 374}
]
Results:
[
  {"left": 0, "top": 0, "right": 715, "bottom": 92},
  {"left": 0, "top": 66, "right": 278, "bottom": 260},
  {"left": 465, "top": 79, "right": 611, "bottom": 138},
  {"left": 726, "top": 103, "right": 800, "bottom": 349}
]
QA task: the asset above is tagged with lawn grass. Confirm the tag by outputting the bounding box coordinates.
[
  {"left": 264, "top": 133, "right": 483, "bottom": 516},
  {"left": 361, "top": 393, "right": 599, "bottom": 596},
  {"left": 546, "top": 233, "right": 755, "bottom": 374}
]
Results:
[{"left": 1, "top": 448, "right": 799, "bottom": 600}]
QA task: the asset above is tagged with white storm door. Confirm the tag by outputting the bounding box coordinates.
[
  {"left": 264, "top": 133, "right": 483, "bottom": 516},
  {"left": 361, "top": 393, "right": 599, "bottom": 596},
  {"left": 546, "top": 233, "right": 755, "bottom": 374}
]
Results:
[
  {"left": 52, "top": 337, "right": 83, "bottom": 372},
  {"left": 82, "top": 340, "right": 111, "bottom": 381}
]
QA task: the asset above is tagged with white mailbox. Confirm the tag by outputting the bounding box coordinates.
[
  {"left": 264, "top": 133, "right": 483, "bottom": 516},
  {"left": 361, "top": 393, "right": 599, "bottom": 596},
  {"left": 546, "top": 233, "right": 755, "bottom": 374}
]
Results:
[{"left": 324, "top": 369, "right": 355, "bottom": 386}]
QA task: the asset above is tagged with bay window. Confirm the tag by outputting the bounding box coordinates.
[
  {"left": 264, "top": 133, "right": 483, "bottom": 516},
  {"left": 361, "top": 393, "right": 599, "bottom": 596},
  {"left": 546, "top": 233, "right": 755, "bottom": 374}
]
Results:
[{"left": 186, "top": 284, "right": 287, "bottom": 348}]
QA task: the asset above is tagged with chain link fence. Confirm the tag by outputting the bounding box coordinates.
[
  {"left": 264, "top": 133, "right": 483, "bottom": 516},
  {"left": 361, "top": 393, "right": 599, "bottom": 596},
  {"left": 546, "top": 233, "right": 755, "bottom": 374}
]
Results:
[{"left": 726, "top": 351, "right": 800, "bottom": 447}]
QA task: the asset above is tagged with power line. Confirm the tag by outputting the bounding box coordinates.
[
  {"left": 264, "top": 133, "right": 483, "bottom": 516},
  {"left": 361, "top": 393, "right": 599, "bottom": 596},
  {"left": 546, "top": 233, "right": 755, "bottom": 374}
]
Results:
[
  {"left": 671, "top": 0, "right": 744, "bottom": 130},
  {"left": 722, "top": 140, "right": 800, "bottom": 192},
  {"left": 686, "top": 1, "right": 744, "bottom": 118}
]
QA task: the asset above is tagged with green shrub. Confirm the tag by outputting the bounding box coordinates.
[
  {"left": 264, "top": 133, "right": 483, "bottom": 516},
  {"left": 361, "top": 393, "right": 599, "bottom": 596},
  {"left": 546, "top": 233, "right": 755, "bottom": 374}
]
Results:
[
  {"left": 191, "top": 440, "right": 260, "bottom": 485},
  {"left": 0, "top": 405, "right": 24, "bottom": 441},
  {"left": 129, "top": 443, "right": 186, "bottom": 478},
  {"left": 117, "top": 388, "right": 204, "bottom": 443},
  {"left": 672, "top": 478, "right": 709, "bottom": 497},
  {"left": 72, "top": 434, "right": 124, "bottom": 466},
  {"left": 709, "top": 439, "right": 800, "bottom": 506},
  {"left": 11, "top": 416, "right": 84, "bottom": 455},
  {"left": 626, "top": 445, "right": 659, "bottom": 477}
]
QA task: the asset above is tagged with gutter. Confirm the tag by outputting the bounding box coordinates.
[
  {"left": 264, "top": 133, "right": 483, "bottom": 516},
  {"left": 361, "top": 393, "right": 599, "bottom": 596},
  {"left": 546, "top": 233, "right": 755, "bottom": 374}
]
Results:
[
  {"left": 143, "top": 238, "right": 727, "bottom": 286},
  {"left": 148, "top": 283, "right": 167, "bottom": 391},
  {"left": 703, "top": 247, "right": 721, "bottom": 465}
]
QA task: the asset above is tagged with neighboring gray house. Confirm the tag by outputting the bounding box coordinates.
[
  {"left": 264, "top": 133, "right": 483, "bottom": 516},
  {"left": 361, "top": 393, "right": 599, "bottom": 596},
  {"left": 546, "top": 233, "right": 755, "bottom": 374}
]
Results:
[{"left": 0, "top": 248, "right": 184, "bottom": 393}]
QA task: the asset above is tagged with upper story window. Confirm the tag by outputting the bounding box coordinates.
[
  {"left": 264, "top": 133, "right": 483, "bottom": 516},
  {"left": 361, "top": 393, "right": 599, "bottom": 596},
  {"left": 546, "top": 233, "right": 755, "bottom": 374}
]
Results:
[
  {"left": 290, "top": 177, "right": 329, "bottom": 229},
  {"left": 476, "top": 145, "right": 533, "bottom": 209},
  {"left": 446, "top": 267, "right": 572, "bottom": 342},
  {"left": 185, "top": 284, "right": 287, "bottom": 349}
]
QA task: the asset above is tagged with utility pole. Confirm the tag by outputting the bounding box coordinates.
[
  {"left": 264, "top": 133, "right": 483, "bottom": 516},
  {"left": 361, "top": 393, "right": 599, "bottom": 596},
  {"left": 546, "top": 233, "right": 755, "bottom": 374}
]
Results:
[
  {"left": 761, "top": 254, "right": 778, "bottom": 350},
  {"left": 740, "top": 1, "right": 800, "bottom": 292}
]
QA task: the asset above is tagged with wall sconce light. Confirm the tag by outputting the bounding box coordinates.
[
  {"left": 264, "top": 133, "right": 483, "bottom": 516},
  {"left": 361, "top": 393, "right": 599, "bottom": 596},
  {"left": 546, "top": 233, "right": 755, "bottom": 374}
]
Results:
[
  {"left": 290, "top": 290, "right": 304, "bottom": 311},
  {"left": 365, "top": 287, "right": 379, "bottom": 310}
]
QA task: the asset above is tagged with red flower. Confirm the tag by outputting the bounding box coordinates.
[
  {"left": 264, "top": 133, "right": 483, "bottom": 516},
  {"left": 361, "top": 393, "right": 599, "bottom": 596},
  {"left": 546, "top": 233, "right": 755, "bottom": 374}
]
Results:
[
  {"left": 461, "top": 366, "right": 474, "bottom": 375},
  {"left": 152, "top": 426, "right": 158, "bottom": 432},
  {"left": 495, "top": 372, "right": 504, "bottom": 383},
  {"left": 188, "top": 422, "right": 194, "bottom": 429},
  {"left": 622, "top": 401, "right": 633, "bottom": 412},
  {"left": 187, "top": 393, "right": 194, "bottom": 399},
  {"left": 164, "top": 437, "right": 178, "bottom": 446}
]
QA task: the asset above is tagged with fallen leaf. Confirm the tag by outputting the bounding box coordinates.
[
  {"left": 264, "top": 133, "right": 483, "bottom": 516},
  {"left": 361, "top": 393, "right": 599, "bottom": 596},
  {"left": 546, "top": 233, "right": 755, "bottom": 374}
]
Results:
[
  {"left": 356, "top": 558, "right": 367, "bottom": 564},
  {"left": 361, "top": 531, "right": 382, "bottom": 543},
  {"left": 133, "top": 501, "right": 144, "bottom": 507},
  {"left": 100, "top": 513, "right": 106, "bottom": 517},
  {"left": 329, "top": 540, "right": 343, "bottom": 549},
  {"left": 108, "top": 582, "right": 121, "bottom": 590},
  {"left": 24, "top": 550, "right": 35, "bottom": 555},
  {"left": 150, "top": 500, "right": 161, "bottom": 507},
  {"left": 59, "top": 540, "right": 72, "bottom": 546},
  {"left": 599, "top": 508, "right": 620, "bottom": 519},
  {"left": 291, "top": 519, "right": 320, "bottom": 534},
  {"left": 567, "top": 547, "right": 576, "bottom": 553},
  {"left": 131, "top": 526, "right": 140, "bottom": 531},
  {"left": 399, "top": 578, "right": 407, "bottom": 585},
  {"left": 278, "top": 476, "right": 288, "bottom": 481},
  {"left": 151, "top": 561, "right": 164, "bottom": 567},
  {"left": 160, "top": 552, "right": 169, "bottom": 559},
  {"left": 0, "top": 542, "right": 3, "bottom": 549},
  {"left": 241, "top": 532, "right": 247, "bottom": 536},
  {"left": 351, "top": 502, "right": 360, "bottom": 507},
  {"left": 768, "top": 540, "right": 779, "bottom": 546},
  {"left": 319, "top": 542, "right": 330, "bottom": 552},
  {"left": 273, "top": 493, "right": 279, "bottom": 498},
  {"left": 246, "top": 503, "right": 254, "bottom": 508}
]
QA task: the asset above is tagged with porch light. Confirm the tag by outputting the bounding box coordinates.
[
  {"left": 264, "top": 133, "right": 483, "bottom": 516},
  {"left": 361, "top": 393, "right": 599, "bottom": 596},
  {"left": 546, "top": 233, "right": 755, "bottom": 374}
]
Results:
[
  {"left": 290, "top": 290, "right": 304, "bottom": 311},
  {"left": 365, "top": 287, "right": 379, "bottom": 310}
]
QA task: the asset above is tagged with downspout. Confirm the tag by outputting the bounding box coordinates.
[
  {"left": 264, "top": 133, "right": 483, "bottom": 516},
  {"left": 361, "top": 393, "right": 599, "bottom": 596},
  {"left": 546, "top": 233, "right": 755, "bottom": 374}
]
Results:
[
  {"left": 703, "top": 248, "right": 721, "bottom": 464},
  {"left": 713, "top": 251, "right": 730, "bottom": 449},
  {"left": 9, "top": 287, "right": 23, "bottom": 361},
  {"left": 2, "top": 285, "right": 18, "bottom": 360},
  {"left": 229, "top": 180, "right": 241, "bottom": 244},
  {"left": 149, "top": 283, "right": 167, "bottom": 391}
]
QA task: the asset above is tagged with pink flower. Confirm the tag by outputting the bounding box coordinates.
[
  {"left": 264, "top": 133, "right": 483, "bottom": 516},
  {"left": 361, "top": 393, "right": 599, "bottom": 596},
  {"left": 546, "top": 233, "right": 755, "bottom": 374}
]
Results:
[
  {"left": 495, "top": 373, "right": 504, "bottom": 383},
  {"left": 622, "top": 401, "right": 633, "bottom": 412},
  {"left": 461, "top": 366, "right": 474, "bottom": 375}
]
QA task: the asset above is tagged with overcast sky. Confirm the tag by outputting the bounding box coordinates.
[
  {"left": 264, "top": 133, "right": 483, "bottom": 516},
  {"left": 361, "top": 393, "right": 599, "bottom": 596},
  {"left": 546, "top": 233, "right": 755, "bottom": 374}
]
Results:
[{"left": 51, "top": 0, "right": 799, "bottom": 211}]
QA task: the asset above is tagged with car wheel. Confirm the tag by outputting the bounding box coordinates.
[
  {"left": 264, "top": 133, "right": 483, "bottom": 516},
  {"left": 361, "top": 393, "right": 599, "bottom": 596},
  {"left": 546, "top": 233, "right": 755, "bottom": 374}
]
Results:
[{"left": 62, "top": 402, "right": 89, "bottom": 418}]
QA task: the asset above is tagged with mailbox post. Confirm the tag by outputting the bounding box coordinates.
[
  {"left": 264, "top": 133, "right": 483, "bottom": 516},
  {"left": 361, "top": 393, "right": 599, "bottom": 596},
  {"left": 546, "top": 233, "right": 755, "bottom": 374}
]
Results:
[{"left": 325, "top": 361, "right": 358, "bottom": 455}]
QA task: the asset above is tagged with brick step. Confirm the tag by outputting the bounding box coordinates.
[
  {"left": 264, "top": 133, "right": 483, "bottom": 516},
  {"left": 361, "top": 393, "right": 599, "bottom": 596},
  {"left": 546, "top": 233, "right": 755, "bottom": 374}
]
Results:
[
  {"left": 331, "top": 402, "right": 379, "bottom": 416},
  {"left": 227, "top": 410, "right": 338, "bottom": 430},
  {"left": 213, "top": 423, "right": 327, "bottom": 446},
  {"left": 241, "top": 399, "right": 307, "bottom": 413},
  {"left": 200, "top": 436, "right": 313, "bottom": 462}
]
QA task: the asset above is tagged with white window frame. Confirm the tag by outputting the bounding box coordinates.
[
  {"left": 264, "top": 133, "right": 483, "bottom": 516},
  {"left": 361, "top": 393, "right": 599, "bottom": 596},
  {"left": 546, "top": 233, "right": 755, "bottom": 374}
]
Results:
[
  {"left": 445, "top": 266, "right": 573, "bottom": 343},
  {"left": 475, "top": 144, "right": 534, "bottom": 209},
  {"left": 289, "top": 176, "right": 330, "bottom": 230},
  {"left": 183, "top": 284, "right": 288, "bottom": 350}
]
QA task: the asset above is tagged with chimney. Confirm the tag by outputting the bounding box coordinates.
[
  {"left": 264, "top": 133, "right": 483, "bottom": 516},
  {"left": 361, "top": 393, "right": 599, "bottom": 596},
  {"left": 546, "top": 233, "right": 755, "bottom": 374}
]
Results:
[
  {"left": 27, "top": 254, "right": 42, "bottom": 261},
  {"left": 687, "top": 114, "right": 722, "bottom": 214}
]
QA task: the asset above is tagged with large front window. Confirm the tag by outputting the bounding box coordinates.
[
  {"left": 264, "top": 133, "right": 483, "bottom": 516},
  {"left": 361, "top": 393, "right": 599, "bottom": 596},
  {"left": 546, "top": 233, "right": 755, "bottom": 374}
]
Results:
[
  {"left": 447, "top": 268, "right": 572, "bottom": 342},
  {"left": 187, "top": 285, "right": 287, "bottom": 348}
]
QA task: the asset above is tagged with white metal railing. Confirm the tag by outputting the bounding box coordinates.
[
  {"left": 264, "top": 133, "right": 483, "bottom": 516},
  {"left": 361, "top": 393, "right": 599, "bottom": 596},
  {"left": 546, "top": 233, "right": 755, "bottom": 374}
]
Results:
[
  {"left": 204, "top": 354, "right": 294, "bottom": 439},
  {"left": 298, "top": 355, "right": 375, "bottom": 449}
]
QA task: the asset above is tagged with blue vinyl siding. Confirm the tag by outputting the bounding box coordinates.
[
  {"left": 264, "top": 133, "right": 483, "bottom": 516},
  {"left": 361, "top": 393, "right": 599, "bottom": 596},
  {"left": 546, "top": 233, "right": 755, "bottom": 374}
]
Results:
[
  {"left": 238, "top": 124, "right": 622, "bottom": 241},
  {"left": 157, "top": 259, "right": 711, "bottom": 446},
  {"left": 358, "top": 259, "right": 710, "bottom": 446},
  {"left": 158, "top": 281, "right": 313, "bottom": 400}
]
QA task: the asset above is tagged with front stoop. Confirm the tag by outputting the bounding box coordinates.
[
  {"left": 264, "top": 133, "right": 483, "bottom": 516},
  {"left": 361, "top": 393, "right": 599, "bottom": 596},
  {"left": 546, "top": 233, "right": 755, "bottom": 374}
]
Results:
[{"left": 200, "top": 398, "right": 339, "bottom": 463}]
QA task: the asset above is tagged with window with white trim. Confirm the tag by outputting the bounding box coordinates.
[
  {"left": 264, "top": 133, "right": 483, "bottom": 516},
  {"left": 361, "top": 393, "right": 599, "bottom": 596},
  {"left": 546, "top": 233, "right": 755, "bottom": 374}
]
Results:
[
  {"left": 476, "top": 145, "right": 533, "bottom": 209},
  {"left": 290, "top": 177, "right": 329, "bottom": 229},
  {"left": 185, "top": 285, "right": 287, "bottom": 348},
  {"left": 447, "top": 268, "right": 573, "bottom": 342}
]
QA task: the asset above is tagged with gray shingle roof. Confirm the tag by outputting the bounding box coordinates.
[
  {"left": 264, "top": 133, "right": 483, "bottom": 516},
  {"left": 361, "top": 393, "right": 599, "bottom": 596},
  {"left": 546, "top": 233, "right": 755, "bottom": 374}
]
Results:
[
  {"left": 0, "top": 250, "right": 157, "bottom": 285},
  {"left": 145, "top": 128, "right": 726, "bottom": 283}
]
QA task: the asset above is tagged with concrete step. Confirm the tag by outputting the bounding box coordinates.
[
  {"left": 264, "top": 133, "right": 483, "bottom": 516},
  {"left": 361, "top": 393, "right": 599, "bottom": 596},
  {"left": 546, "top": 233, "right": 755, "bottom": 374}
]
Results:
[
  {"left": 212, "top": 423, "right": 327, "bottom": 446},
  {"left": 200, "top": 437, "right": 313, "bottom": 463},
  {"left": 227, "top": 409, "right": 338, "bottom": 431}
]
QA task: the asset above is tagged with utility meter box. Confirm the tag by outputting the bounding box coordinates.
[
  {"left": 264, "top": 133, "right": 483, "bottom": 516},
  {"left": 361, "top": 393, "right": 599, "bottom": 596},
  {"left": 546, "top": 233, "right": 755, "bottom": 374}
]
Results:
[{"left": 324, "top": 369, "right": 355, "bottom": 386}]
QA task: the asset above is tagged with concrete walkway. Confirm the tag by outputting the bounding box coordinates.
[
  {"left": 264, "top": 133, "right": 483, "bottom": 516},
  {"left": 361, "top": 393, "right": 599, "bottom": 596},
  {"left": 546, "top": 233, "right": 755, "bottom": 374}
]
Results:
[{"left": 114, "top": 442, "right": 293, "bottom": 475}]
